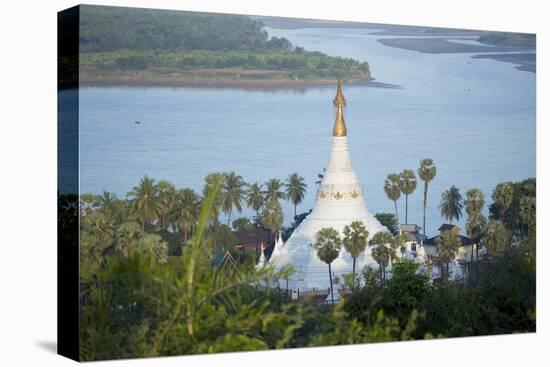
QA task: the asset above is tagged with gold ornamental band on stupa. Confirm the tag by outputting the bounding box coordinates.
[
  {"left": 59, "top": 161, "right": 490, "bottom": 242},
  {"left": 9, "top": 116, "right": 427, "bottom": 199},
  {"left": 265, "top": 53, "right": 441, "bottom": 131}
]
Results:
[{"left": 333, "top": 79, "right": 347, "bottom": 137}]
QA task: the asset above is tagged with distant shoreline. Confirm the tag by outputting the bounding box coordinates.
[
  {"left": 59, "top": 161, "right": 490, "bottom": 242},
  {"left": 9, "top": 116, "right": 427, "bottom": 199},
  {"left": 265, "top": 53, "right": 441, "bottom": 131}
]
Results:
[
  {"left": 377, "top": 37, "right": 524, "bottom": 54},
  {"left": 74, "top": 76, "right": 402, "bottom": 90},
  {"left": 472, "top": 53, "right": 536, "bottom": 73},
  {"left": 256, "top": 16, "right": 485, "bottom": 37}
]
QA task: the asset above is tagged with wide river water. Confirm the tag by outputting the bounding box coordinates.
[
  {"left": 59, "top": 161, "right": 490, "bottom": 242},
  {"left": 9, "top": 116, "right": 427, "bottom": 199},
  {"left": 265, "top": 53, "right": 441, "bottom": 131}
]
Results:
[{"left": 72, "top": 26, "right": 536, "bottom": 236}]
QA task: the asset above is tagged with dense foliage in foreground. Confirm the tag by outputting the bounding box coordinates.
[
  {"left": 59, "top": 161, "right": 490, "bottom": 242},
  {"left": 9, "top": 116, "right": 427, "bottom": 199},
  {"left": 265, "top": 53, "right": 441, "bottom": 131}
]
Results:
[
  {"left": 73, "top": 174, "right": 535, "bottom": 361},
  {"left": 77, "top": 179, "right": 411, "bottom": 360}
]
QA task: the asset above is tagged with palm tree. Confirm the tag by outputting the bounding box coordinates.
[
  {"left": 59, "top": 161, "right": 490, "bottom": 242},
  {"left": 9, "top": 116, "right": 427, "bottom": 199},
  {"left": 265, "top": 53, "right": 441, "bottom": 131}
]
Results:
[
  {"left": 369, "top": 231, "right": 396, "bottom": 284},
  {"left": 137, "top": 233, "right": 169, "bottom": 263},
  {"left": 128, "top": 175, "right": 159, "bottom": 231},
  {"left": 115, "top": 221, "right": 142, "bottom": 257},
  {"left": 264, "top": 178, "right": 285, "bottom": 205},
  {"left": 492, "top": 182, "right": 514, "bottom": 220},
  {"left": 466, "top": 213, "right": 487, "bottom": 263},
  {"left": 399, "top": 170, "right": 417, "bottom": 224},
  {"left": 260, "top": 200, "right": 284, "bottom": 244},
  {"left": 519, "top": 196, "right": 536, "bottom": 236},
  {"left": 314, "top": 227, "right": 341, "bottom": 304},
  {"left": 285, "top": 173, "right": 308, "bottom": 217},
  {"left": 465, "top": 188, "right": 486, "bottom": 262},
  {"left": 246, "top": 182, "right": 264, "bottom": 222},
  {"left": 82, "top": 211, "right": 114, "bottom": 246},
  {"left": 203, "top": 173, "right": 224, "bottom": 225},
  {"left": 465, "top": 189, "right": 485, "bottom": 217},
  {"left": 394, "top": 232, "right": 409, "bottom": 258},
  {"left": 96, "top": 191, "right": 117, "bottom": 219},
  {"left": 439, "top": 185, "right": 463, "bottom": 224},
  {"left": 384, "top": 173, "right": 401, "bottom": 221},
  {"left": 342, "top": 221, "right": 369, "bottom": 290},
  {"left": 175, "top": 188, "right": 201, "bottom": 242},
  {"left": 484, "top": 220, "right": 511, "bottom": 257},
  {"left": 418, "top": 159, "right": 437, "bottom": 235},
  {"left": 156, "top": 180, "right": 177, "bottom": 231},
  {"left": 436, "top": 230, "right": 461, "bottom": 281},
  {"left": 221, "top": 172, "right": 247, "bottom": 225}
]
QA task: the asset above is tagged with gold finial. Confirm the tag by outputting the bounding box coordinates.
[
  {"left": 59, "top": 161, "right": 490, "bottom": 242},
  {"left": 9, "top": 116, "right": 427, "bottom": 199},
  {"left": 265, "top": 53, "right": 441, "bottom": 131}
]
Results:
[{"left": 332, "top": 79, "right": 347, "bottom": 137}]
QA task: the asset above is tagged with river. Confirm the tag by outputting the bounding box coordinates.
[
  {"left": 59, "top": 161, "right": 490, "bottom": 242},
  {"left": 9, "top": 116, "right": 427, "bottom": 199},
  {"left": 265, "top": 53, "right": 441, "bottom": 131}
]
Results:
[{"left": 72, "top": 26, "right": 535, "bottom": 236}]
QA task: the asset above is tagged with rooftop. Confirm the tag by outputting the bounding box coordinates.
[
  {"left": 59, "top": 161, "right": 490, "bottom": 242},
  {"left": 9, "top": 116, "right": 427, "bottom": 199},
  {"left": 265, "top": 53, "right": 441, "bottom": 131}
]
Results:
[
  {"left": 424, "top": 234, "right": 473, "bottom": 247},
  {"left": 438, "top": 224, "right": 460, "bottom": 231},
  {"left": 399, "top": 224, "right": 422, "bottom": 233},
  {"left": 233, "top": 227, "right": 270, "bottom": 248}
]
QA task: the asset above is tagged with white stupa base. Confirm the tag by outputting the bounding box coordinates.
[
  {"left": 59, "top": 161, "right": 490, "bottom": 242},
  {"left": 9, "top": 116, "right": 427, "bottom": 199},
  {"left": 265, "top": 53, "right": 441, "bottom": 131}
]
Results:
[{"left": 269, "top": 137, "right": 385, "bottom": 291}]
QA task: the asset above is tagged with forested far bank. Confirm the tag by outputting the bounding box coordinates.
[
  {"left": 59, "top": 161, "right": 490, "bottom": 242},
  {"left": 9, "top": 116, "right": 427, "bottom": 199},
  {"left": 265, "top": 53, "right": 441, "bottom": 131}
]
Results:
[
  {"left": 67, "top": 5, "right": 371, "bottom": 87},
  {"left": 78, "top": 49, "right": 370, "bottom": 86}
]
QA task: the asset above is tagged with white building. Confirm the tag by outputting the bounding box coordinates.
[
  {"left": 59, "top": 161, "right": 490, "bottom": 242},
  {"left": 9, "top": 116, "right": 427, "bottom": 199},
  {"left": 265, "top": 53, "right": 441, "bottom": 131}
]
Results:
[
  {"left": 398, "top": 223, "right": 480, "bottom": 281},
  {"left": 268, "top": 81, "right": 385, "bottom": 292}
]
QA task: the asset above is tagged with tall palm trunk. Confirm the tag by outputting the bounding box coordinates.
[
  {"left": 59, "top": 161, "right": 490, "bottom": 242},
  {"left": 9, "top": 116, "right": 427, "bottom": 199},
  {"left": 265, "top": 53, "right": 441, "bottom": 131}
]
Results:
[
  {"left": 394, "top": 200, "right": 398, "bottom": 222},
  {"left": 405, "top": 194, "right": 409, "bottom": 224},
  {"left": 352, "top": 258, "right": 357, "bottom": 291},
  {"left": 423, "top": 181, "right": 428, "bottom": 235},
  {"left": 294, "top": 204, "right": 297, "bottom": 218},
  {"left": 328, "top": 263, "right": 334, "bottom": 304},
  {"left": 476, "top": 243, "right": 480, "bottom": 283},
  {"left": 227, "top": 210, "right": 232, "bottom": 226}
]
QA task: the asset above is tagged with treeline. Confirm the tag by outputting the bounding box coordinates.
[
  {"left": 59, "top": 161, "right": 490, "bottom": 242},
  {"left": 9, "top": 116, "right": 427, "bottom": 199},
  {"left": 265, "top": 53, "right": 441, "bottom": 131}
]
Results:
[
  {"left": 382, "top": 158, "right": 536, "bottom": 248},
  {"left": 80, "top": 49, "right": 370, "bottom": 80},
  {"left": 75, "top": 5, "right": 370, "bottom": 84},
  {"left": 76, "top": 172, "right": 308, "bottom": 268},
  {"left": 80, "top": 5, "right": 282, "bottom": 53},
  {"left": 68, "top": 173, "right": 535, "bottom": 360},
  {"left": 349, "top": 178, "right": 536, "bottom": 338}
]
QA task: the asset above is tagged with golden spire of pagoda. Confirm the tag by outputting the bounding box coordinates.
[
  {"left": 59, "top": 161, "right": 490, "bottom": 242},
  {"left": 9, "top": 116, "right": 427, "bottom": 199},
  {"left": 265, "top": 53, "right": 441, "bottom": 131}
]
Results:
[{"left": 332, "top": 79, "right": 347, "bottom": 137}]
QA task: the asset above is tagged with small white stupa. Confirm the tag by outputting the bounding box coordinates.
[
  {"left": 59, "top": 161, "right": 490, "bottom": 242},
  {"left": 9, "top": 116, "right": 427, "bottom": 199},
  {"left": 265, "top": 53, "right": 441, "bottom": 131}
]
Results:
[
  {"left": 269, "top": 233, "right": 284, "bottom": 266},
  {"left": 256, "top": 242, "right": 267, "bottom": 270},
  {"left": 268, "top": 80, "right": 385, "bottom": 290}
]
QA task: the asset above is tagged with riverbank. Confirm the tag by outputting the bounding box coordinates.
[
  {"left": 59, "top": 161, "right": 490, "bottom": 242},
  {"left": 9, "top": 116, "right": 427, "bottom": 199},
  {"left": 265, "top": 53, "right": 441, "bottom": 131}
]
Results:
[
  {"left": 77, "top": 74, "right": 403, "bottom": 89},
  {"left": 73, "top": 48, "right": 373, "bottom": 89},
  {"left": 472, "top": 53, "right": 536, "bottom": 73},
  {"left": 377, "top": 37, "right": 520, "bottom": 54},
  {"left": 255, "top": 15, "right": 485, "bottom": 37}
]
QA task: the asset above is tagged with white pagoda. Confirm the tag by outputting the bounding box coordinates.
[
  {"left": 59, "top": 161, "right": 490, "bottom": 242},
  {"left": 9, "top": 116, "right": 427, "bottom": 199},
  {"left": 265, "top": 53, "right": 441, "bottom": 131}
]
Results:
[{"left": 268, "top": 80, "right": 385, "bottom": 291}]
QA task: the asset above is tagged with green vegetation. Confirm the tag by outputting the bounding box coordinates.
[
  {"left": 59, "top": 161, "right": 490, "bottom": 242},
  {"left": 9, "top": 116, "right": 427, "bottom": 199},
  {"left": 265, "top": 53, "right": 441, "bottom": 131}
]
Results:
[
  {"left": 465, "top": 188, "right": 486, "bottom": 263},
  {"left": 369, "top": 232, "right": 397, "bottom": 284},
  {"left": 285, "top": 173, "right": 308, "bottom": 217},
  {"left": 374, "top": 212, "right": 399, "bottom": 234},
  {"left": 76, "top": 5, "right": 371, "bottom": 86},
  {"left": 383, "top": 173, "right": 401, "bottom": 221},
  {"left": 314, "top": 228, "right": 342, "bottom": 304},
  {"left": 435, "top": 230, "right": 461, "bottom": 281},
  {"left": 343, "top": 221, "right": 369, "bottom": 289},
  {"left": 69, "top": 161, "right": 535, "bottom": 359},
  {"left": 398, "top": 169, "right": 417, "bottom": 224},
  {"left": 80, "top": 5, "right": 279, "bottom": 53},
  {"left": 418, "top": 158, "right": 437, "bottom": 235},
  {"left": 439, "top": 185, "right": 464, "bottom": 223},
  {"left": 79, "top": 49, "right": 370, "bottom": 85}
]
